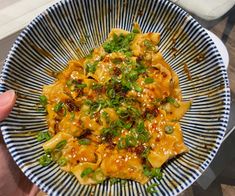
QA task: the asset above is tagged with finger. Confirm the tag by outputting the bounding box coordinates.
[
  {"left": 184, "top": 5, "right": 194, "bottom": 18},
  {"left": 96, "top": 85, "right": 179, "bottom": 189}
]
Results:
[
  {"left": 28, "top": 185, "right": 40, "bottom": 196},
  {"left": 0, "top": 90, "right": 16, "bottom": 121}
]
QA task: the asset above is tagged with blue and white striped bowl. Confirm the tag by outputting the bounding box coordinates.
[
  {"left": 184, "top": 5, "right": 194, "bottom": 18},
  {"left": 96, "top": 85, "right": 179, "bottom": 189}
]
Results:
[{"left": 0, "top": 0, "right": 230, "bottom": 195}]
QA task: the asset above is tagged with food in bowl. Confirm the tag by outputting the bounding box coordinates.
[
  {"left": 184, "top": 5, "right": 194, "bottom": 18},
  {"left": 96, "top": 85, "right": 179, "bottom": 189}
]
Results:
[{"left": 38, "top": 24, "right": 191, "bottom": 185}]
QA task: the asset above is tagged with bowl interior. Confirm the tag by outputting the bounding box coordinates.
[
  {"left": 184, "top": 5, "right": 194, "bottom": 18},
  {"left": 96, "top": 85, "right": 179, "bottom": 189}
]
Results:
[{"left": 0, "top": 0, "right": 230, "bottom": 195}]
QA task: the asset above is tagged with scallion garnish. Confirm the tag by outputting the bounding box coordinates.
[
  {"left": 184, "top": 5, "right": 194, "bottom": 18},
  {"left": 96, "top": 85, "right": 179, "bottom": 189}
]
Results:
[
  {"left": 66, "top": 79, "right": 73, "bottom": 87},
  {"left": 141, "top": 147, "right": 150, "bottom": 158},
  {"left": 92, "top": 169, "right": 106, "bottom": 183},
  {"left": 117, "top": 138, "right": 126, "bottom": 149},
  {"left": 110, "top": 178, "right": 120, "bottom": 185},
  {"left": 57, "top": 157, "right": 68, "bottom": 166},
  {"left": 164, "top": 125, "right": 174, "bottom": 134},
  {"left": 106, "top": 88, "right": 116, "bottom": 98},
  {"left": 76, "top": 83, "right": 87, "bottom": 89},
  {"left": 144, "top": 40, "right": 153, "bottom": 49},
  {"left": 37, "top": 131, "right": 51, "bottom": 142},
  {"left": 80, "top": 167, "right": 94, "bottom": 178},
  {"left": 54, "top": 102, "right": 63, "bottom": 112},
  {"left": 166, "top": 97, "right": 180, "bottom": 108},
  {"left": 143, "top": 166, "right": 162, "bottom": 180},
  {"left": 133, "top": 83, "right": 143, "bottom": 92},
  {"left": 144, "top": 77, "right": 154, "bottom": 84},
  {"left": 132, "top": 28, "right": 140, "bottom": 33},
  {"left": 55, "top": 140, "right": 67, "bottom": 150},
  {"left": 39, "top": 95, "right": 47, "bottom": 107},
  {"left": 78, "top": 138, "right": 91, "bottom": 145},
  {"left": 125, "top": 135, "right": 137, "bottom": 147},
  {"left": 39, "top": 154, "right": 52, "bottom": 166},
  {"left": 146, "top": 183, "right": 159, "bottom": 193},
  {"left": 129, "top": 70, "right": 138, "bottom": 81},
  {"left": 70, "top": 112, "right": 75, "bottom": 121},
  {"left": 86, "top": 61, "right": 99, "bottom": 74}
]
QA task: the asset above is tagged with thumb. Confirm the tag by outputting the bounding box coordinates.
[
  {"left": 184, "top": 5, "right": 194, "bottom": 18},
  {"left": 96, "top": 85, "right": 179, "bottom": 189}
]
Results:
[{"left": 0, "top": 90, "right": 16, "bottom": 121}]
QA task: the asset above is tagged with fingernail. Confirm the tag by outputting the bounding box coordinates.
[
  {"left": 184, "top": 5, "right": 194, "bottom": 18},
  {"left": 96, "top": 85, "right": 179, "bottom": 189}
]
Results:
[{"left": 0, "top": 90, "right": 16, "bottom": 107}]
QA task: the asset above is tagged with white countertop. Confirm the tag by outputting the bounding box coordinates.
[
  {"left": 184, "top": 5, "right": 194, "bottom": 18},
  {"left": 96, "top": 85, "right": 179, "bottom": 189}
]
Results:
[
  {"left": 0, "top": 0, "right": 60, "bottom": 40},
  {"left": 0, "top": 0, "right": 60, "bottom": 67}
]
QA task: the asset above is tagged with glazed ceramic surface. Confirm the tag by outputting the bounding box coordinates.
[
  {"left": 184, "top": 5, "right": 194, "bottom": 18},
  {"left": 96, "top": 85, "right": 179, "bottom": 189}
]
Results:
[{"left": 0, "top": 0, "right": 230, "bottom": 195}]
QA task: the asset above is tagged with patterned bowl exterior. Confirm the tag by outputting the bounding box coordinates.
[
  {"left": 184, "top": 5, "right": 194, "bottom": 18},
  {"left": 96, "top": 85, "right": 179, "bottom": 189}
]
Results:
[{"left": 0, "top": 0, "right": 230, "bottom": 195}]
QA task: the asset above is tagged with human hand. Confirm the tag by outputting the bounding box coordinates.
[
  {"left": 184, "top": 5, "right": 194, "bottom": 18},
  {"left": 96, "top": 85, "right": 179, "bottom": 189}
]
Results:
[{"left": 0, "top": 90, "right": 39, "bottom": 196}]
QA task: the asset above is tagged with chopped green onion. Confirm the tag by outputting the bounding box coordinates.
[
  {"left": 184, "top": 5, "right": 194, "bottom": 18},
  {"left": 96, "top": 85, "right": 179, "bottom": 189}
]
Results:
[
  {"left": 54, "top": 102, "right": 63, "bottom": 112},
  {"left": 80, "top": 167, "right": 94, "bottom": 178},
  {"left": 146, "top": 113, "right": 154, "bottom": 120},
  {"left": 109, "top": 98, "right": 120, "bottom": 107},
  {"left": 166, "top": 97, "right": 180, "bottom": 108},
  {"left": 136, "top": 121, "right": 145, "bottom": 133},
  {"left": 63, "top": 106, "right": 67, "bottom": 117},
  {"left": 141, "top": 147, "right": 150, "bottom": 158},
  {"left": 144, "top": 40, "right": 153, "bottom": 49},
  {"left": 76, "top": 83, "right": 87, "bottom": 89},
  {"left": 121, "top": 78, "right": 132, "bottom": 90},
  {"left": 92, "top": 83, "right": 103, "bottom": 90},
  {"left": 110, "top": 178, "right": 120, "bottom": 185},
  {"left": 85, "top": 99, "right": 93, "bottom": 105},
  {"left": 128, "top": 106, "right": 141, "bottom": 117},
  {"left": 143, "top": 166, "right": 163, "bottom": 180},
  {"left": 66, "top": 79, "right": 73, "bottom": 87},
  {"left": 51, "top": 150, "right": 62, "bottom": 161},
  {"left": 92, "top": 169, "right": 106, "bottom": 183},
  {"left": 151, "top": 168, "right": 163, "bottom": 180},
  {"left": 70, "top": 112, "right": 75, "bottom": 121},
  {"left": 124, "top": 122, "right": 132, "bottom": 129},
  {"left": 102, "top": 111, "right": 110, "bottom": 124},
  {"left": 133, "top": 83, "right": 143, "bottom": 92},
  {"left": 132, "top": 28, "right": 140, "bottom": 33},
  {"left": 120, "top": 179, "right": 127, "bottom": 184},
  {"left": 137, "top": 131, "right": 150, "bottom": 143},
  {"left": 101, "top": 125, "right": 121, "bottom": 138},
  {"left": 45, "top": 148, "right": 52, "bottom": 154},
  {"left": 78, "top": 138, "right": 91, "bottom": 145},
  {"left": 39, "top": 154, "right": 52, "bottom": 166},
  {"left": 39, "top": 95, "right": 47, "bottom": 107},
  {"left": 37, "top": 131, "right": 51, "bottom": 142},
  {"left": 116, "top": 108, "right": 129, "bottom": 119},
  {"left": 129, "top": 70, "right": 138, "bottom": 81},
  {"left": 90, "top": 102, "right": 102, "bottom": 113},
  {"left": 135, "top": 63, "right": 146, "bottom": 74},
  {"left": 164, "top": 125, "right": 174, "bottom": 134},
  {"left": 117, "top": 137, "right": 126, "bottom": 149},
  {"left": 86, "top": 61, "right": 99, "bottom": 74},
  {"left": 55, "top": 140, "right": 67, "bottom": 150},
  {"left": 146, "top": 183, "right": 159, "bottom": 193},
  {"left": 125, "top": 135, "right": 137, "bottom": 147},
  {"left": 144, "top": 77, "right": 154, "bottom": 84},
  {"left": 101, "top": 127, "right": 112, "bottom": 136},
  {"left": 124, "top": 51, "right": 132, "bottom": 57},
  {"left": 103, "top": 33, "right": 135, "bottom": 54},
  {"left": 111, "top": 58, "right": 123, "bottom": 64},
  {"left": 86, "top": 50, "right": 93, "bottom": 59},
  {"left": 57, "top": 157, "right": 68, "bottom": 166},
  {"left": 106, "top": 88, "right": 115, "bottom": 98},
  {"left": 143, "top": 165, "right": 152, "bottom": 177}
]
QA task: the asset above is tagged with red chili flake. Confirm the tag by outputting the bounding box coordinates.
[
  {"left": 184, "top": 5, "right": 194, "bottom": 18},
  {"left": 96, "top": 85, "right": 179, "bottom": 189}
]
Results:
[
  {"left": 113, "top": 67, "right": 122, "bottom": 76},
  {"left": 65, "top": 99, "right": 78, "bottom": 112},
  {"left": 134, "top": 145, "right": 145, "bottom": 155},
  {"left": 161, "top": 72, "right": 167, "bottom": 78}
]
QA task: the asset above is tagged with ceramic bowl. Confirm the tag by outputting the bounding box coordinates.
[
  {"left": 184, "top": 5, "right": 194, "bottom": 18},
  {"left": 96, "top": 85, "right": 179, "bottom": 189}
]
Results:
[{"left": 0, "top": 0, "right": 230, "bottom": 195}]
